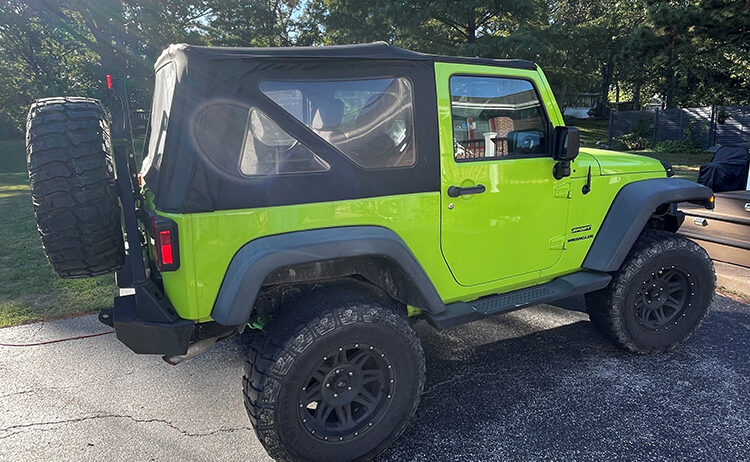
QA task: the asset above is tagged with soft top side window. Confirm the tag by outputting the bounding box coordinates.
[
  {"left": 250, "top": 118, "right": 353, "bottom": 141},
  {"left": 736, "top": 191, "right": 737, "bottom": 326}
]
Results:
[
  {"left": 449, "top": 76, "right": 548, "bottom": 161},
  {"left": 240, "top": 108, "right": 330, "bottom": 176},
  {"left": 260, "top": 77, "right": 416, "bottom": 169}
]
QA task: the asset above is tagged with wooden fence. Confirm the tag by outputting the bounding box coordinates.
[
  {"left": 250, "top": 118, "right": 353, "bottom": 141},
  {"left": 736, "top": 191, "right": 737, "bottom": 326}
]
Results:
[{"left": 609, "top": 106, "right": 750, "bottom": 148}]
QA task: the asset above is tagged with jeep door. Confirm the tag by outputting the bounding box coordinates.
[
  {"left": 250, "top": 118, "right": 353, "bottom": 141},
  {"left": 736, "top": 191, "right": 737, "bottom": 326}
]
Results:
[{"left": 436, "top": 63, "right": 569, "bottom": 287}]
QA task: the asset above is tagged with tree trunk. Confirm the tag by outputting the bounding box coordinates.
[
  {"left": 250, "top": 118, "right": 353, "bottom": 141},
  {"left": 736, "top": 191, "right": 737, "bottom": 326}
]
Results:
[
  {"left": 633, "top": 74, "right": 642, "bottom": 110},
  {"left": 466, "top": 14, "right": 476, "bottom": 43},
  {"left": 665, "top": 48, "right": 677, "bottom": 109},
  {"left": 595, "top": 57, "right": 614, "bottom": 118}
]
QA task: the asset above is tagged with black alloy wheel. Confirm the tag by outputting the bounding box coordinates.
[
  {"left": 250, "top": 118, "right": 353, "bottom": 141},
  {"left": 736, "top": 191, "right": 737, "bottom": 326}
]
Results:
[
  {"left": 634, "top": 267, "right": 693, "bottom": 331},
  {"left": 299, "top": 343, "right": 395, "bottom": 442}
]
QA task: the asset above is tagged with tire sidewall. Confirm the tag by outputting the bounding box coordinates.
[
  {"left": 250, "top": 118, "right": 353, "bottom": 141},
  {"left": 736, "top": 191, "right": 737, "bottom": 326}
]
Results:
[
  {"left": 618, "top": 245, "right": 714, "bottom": 350},
  {"left": 273, "top": 308, "right": 422, "bottom": 462}
]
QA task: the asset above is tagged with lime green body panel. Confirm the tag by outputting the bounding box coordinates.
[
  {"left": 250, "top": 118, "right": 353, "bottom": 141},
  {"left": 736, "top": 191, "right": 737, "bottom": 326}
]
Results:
[
  {"left": 581, "top": 147, "right": 664, "bottom": 176},
  {"left": 150, "top": 62, "right": 667, "bottom": 322},
  {"left": 158, "top": 194, "right": 451, "bottom": 320}
]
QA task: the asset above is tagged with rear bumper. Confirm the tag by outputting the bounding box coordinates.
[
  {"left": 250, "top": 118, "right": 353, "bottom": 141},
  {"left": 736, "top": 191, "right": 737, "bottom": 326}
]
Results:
[
  {"left": 101, "top": 293, "right": 194, "bottom": 355},
  {"left": 100, "top": 280, "right": 194, "bottom": 356}
]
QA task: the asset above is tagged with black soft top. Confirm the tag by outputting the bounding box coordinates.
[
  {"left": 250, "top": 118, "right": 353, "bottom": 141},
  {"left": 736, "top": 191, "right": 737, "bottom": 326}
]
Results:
[
  {"left": 154, "top": 41, "right": 537, "bottom": 71},
  {"left": 143, "top": 43, "right": 538, "bottom": 213}
]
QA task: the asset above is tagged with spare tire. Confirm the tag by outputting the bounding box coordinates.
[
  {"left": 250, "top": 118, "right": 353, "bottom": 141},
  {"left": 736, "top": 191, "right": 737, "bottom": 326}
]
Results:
[{"left": 26, "top": 97, "right": 124, "bottom": 278}]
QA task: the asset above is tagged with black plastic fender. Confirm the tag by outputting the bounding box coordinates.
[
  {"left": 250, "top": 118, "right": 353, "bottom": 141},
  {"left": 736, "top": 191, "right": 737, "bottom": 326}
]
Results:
[
  {"left": 211, "top": 226, "right": 446, "bottom": 326},
  {"left": 582, "top": 178, "right": 713, "bottom": 272}
]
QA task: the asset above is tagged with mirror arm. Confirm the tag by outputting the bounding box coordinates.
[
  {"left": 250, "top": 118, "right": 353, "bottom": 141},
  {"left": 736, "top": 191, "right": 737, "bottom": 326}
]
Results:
[{"left": 553, "top": 160, "right": 571, "bottom": 180}]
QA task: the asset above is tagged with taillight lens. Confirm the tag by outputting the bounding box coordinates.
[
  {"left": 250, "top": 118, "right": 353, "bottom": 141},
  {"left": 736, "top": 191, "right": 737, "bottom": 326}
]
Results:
[
  {"left": 152, "top": 217, "right": 179, "bottom": 271},
  {"left": 159, "top": 230, "right": 173, "bottom": 265}
]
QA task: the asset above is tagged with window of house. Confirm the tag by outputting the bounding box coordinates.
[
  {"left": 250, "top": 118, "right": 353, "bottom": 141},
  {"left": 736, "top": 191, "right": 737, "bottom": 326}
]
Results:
[
  {"left": 260, "top": 77, "right": 416, "bottom": 169},
  {"left": 239, "top": 108, "right": 330, "bottom": 176},
  {"left": 449, "top": 76, "right": 548, "bottom": 161}
]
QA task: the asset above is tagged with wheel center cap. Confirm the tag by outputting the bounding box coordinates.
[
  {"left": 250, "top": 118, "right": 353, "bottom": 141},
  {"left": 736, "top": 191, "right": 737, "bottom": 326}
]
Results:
[
  {"left": 322, "top": 365, "right": 360, "bottom": 405},
  {"left": 645, "top": 282, "right": 667, "bottom": 307}
]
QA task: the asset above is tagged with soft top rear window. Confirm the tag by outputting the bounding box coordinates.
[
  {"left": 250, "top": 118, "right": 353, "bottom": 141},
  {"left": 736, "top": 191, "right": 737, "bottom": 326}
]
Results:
[{"left": 141, "top": 61, "right": 176, "bottom": 175}]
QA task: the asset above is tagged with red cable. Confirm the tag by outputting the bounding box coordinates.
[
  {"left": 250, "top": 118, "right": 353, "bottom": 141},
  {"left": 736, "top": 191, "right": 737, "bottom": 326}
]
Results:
[{"left": 0, "top": 330, "right": 114, "bottom": 347}]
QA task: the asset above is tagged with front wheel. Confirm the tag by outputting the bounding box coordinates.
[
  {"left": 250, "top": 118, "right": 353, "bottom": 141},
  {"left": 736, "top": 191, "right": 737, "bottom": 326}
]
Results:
[
  {"left": 586, "top": 230, "right": 715, "bottom": 354},
  {"left": 243, "top": 282, "right": 425, "bottom": 461}
]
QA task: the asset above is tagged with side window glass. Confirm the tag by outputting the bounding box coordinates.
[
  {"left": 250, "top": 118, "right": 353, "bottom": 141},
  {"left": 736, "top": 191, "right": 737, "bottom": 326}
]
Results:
[
  {"left": 260, "top": 77, "right": 416, "bottom": 169},
  {"left": 449, "top": 76, "right": 547, "bottom": 160},
  {"left": 240, "top": 108, "right": 329, "bottom": 176}
]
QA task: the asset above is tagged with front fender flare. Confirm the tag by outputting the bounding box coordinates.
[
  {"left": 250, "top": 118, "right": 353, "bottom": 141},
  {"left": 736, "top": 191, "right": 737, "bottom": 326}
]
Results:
[
  {"left": 582, "top": 178, "right": 713, "bottom": 272},
  {"left": 211, "top": 226, "right": 445, "bottom": 326}
]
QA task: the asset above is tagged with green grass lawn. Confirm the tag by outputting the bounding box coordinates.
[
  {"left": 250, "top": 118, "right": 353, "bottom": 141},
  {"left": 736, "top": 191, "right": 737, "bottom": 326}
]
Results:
[
  {"left": 0, "top": 139, "right": 116, "bottom": 327},
  {"left": 566, "top": 117, "right": 609, "bottom": 148}
]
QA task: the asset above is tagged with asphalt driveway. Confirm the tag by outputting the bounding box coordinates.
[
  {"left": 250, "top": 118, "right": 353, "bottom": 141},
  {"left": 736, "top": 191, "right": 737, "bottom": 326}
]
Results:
[{"left": 1, "top": 295, "right": 748, "bottom": 461}]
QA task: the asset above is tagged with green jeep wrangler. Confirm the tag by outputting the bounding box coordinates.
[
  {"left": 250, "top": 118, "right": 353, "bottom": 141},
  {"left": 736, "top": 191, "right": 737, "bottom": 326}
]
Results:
[{"left": 26, "top": 42, "right": 715, "bottom": 461}]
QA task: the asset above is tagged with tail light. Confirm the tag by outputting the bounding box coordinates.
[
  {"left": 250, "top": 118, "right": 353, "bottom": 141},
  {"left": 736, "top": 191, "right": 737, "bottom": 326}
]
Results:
[{"left": 152, "top": 216, "right": 180, "bottom": 271}]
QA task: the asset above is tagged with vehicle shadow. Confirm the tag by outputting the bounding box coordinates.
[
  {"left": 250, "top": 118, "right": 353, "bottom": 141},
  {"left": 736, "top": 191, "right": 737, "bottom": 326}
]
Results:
[{"left": 378, "top": 298, "right": 749, "bottom": 461}]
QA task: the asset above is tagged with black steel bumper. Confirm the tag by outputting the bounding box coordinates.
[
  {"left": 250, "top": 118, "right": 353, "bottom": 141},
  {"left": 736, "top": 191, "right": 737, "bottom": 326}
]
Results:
[{"left": 99, "top": 280, "right": 194, "bottom": 356}]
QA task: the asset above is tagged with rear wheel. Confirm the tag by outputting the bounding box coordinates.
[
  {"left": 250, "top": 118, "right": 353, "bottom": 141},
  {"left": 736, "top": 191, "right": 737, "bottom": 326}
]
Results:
[
  {"left": 586, "top": 230, "right": 715, "bottom": 354},
  {"left": 243, "top": 282, "right": 425, "bottom": 461},
  {"left": 26, "top": 97, "right": 124, "bottom": 278}
]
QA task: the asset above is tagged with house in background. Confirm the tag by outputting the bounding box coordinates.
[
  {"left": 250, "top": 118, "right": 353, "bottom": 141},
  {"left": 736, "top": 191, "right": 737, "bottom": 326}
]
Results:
[
  {"left": 645, "top": 96, "right": 664, "bottom": 111},
  {"left": 562, "top": 93, "right": 598, "bottom": 119}
]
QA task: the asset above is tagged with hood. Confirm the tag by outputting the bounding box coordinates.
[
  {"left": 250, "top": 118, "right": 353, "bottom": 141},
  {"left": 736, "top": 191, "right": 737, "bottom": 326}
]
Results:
[{"left": 580, "top": 148, "right": 666, "bottom": 176}]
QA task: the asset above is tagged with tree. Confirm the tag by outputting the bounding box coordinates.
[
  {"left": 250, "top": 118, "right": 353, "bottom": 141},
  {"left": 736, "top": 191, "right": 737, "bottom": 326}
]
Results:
[
  {"left": 205, "top": 0, "right": 319, "bottom": 47},
  {"left": 638, "top": 0, "right": 750, "bottom": 108}
]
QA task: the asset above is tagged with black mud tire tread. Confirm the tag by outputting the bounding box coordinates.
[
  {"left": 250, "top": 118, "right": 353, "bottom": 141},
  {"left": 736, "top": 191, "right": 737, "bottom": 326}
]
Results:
[
  {"left": 586, "top": 230, "right": 715, "bottom": 354},
  {"left": 26, "top": 97, "right": 124, "bottom": 278},
  {"left": 243, "top": 281, "right": 426, "bottom": 462}
]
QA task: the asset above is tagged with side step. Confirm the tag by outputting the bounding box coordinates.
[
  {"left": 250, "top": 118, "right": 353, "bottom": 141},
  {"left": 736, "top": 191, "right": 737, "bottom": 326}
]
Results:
[{"left": 426, "top": 271, "right": 612, "bottom": 329}]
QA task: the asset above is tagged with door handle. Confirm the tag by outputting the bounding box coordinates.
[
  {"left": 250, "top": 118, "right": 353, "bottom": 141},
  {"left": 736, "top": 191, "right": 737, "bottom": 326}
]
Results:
[{"left": 447, "top": 184, "right": 486, "bottom": 198}]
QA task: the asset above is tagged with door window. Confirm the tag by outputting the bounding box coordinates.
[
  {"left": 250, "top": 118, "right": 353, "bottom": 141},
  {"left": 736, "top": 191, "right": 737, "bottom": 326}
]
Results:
[{"left": 450, "top": 76, "right": 548, "bottom": 160}]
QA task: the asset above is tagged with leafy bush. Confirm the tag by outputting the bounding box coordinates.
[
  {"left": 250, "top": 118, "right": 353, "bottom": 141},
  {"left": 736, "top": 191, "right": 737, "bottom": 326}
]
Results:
[
  {"left": 653, "top": 140, "right": 702, "bottom": 153},
  {"left": 654, "top": 119, "right": 706, "bottom": 153},
  {"left": 617, "top": 133, "right": 652, "bottom": 150},
  {"left": 0, "top": 113, "right": 21, "bottom": 140},
  {"left": 616, "top": 115, "right": 653, "bottom": 150}
]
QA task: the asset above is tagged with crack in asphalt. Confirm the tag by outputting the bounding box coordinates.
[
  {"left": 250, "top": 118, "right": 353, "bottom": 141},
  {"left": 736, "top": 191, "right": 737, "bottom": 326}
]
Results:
[
  {"left": 422, "top": 370, "right": 498, "bottom": 397},
  {"left": 0, "top": 389, "right": 38, "bottom": 400},
  {"left": 0, "top": 413, "right": 252, "bottom": 440}
]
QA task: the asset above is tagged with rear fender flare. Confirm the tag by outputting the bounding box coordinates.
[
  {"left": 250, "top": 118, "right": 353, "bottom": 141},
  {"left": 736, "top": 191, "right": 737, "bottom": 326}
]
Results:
[{"left": 211, "top": 226, "right": 445, "bottom": 326}]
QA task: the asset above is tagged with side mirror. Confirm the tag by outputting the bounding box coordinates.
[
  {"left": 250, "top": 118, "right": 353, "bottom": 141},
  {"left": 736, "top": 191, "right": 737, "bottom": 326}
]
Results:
[
  {"left": 552, "top": 126, "right": 580, "bottom": 179},
  {"left": 553, "top": 126, "right": 579, "bottom": 161}
]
